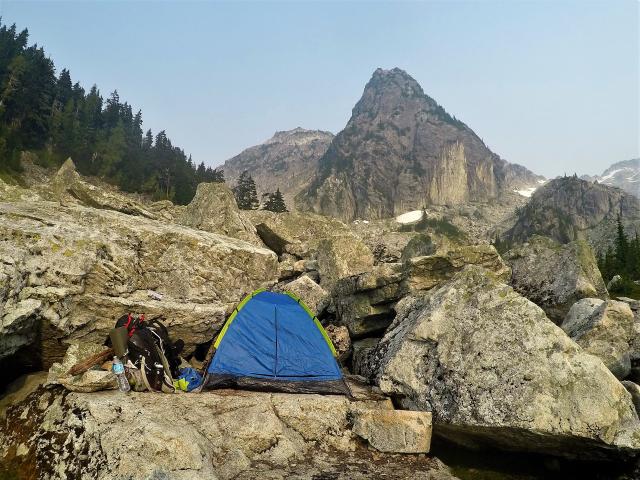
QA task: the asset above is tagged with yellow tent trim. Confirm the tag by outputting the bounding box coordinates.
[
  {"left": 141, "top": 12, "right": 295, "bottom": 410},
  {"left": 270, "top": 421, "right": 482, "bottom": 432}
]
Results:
[
  {"left": 213, "top": 288, "right": 265, "bottom": 349},
  {"left": 284, "top": 290, "right": 338, "bottom": 357}
]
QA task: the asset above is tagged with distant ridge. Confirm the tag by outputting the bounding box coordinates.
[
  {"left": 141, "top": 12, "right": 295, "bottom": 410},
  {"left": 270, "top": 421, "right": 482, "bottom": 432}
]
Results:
[
  {"left": 223, "top": 128, "right": 333, "bottom": 209},
  {"left": 581, "top": 159, "right": 639, "bottom": 198}
]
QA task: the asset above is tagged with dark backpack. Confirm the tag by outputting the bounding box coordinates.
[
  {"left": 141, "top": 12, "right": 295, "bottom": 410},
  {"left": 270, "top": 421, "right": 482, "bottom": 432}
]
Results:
[{"left": 108, "top": 314, "right": 184, "bottom": 392}]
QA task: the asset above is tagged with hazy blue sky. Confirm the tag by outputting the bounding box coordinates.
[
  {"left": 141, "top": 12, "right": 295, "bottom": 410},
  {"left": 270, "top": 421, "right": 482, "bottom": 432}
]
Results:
[{"left": 2, "top": 0, "right": 637, "bottom": 178}]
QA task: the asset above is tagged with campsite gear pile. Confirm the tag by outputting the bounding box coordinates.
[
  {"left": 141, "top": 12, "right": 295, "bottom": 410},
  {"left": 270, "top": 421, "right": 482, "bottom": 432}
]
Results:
[
  {"left": 105, "top": 313, "right": 194, "bottom": 393},
  {"left": 65, "top": 289, "right": 348, "bottom": 396}
]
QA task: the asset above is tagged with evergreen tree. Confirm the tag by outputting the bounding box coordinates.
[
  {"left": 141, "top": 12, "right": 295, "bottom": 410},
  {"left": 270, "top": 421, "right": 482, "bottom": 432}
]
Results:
[
  {"left": 0, "top": 18, "right": 218, "bottom": 204},
  {"left": 597, "top": 218, "right": 640, "bottom": 297},
  {"left": 614, "top": 215, "right": 629, "bottom": 273},
  {"left": 233, "top": 170, "right": 259, "bottom": 210},
  {"left": 262, "top": 188, "right": 287, "bottom": 213}
]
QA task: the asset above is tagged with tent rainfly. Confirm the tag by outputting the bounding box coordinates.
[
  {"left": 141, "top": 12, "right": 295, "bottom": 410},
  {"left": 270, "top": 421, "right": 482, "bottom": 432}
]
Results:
[{"left": 204, "top": 289, "right": 349, "bottom": 395}]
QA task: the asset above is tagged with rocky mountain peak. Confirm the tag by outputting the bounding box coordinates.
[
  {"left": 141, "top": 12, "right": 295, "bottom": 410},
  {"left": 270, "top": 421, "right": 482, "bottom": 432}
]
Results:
[
  {"left": 296, "top": 68, "right": 541, "bottom": 221},
  {"left": 354, "top": 68, "right": 454, "bottom": 122},
  {"left": 265, "top": 127, "right": 333, "bottom": 146}
]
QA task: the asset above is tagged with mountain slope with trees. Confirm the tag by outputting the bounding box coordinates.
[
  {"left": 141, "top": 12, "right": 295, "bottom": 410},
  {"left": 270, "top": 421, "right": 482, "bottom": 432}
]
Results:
[
  {"left": 502, "top": 176, "right": 640, "bottom": 253},
  {"left": 223, "top": 128, "right": 333, "bottom": 210},
  {"left": 0, "top": 20, "right": 221, "bottom": 204}
]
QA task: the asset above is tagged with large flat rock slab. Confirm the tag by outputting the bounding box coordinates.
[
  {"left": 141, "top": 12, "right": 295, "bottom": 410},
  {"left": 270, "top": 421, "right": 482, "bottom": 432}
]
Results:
[
  {"left": 0, "top": 386, "right": 456, "bottom": 480},
  {"left": 0, "top": 199, "right": 278, "bottom": 365}
]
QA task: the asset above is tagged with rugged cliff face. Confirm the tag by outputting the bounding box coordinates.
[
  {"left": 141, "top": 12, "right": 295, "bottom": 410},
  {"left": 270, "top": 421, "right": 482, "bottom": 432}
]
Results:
[
  {"left": 296, "top": 68, "right": 542, "bottom": 221},
  {"left": 503, "top": 176, "right": 640, "bottom": 250},
  {"left": 223, "top": 128, "right": 333, "bottom": 210}
]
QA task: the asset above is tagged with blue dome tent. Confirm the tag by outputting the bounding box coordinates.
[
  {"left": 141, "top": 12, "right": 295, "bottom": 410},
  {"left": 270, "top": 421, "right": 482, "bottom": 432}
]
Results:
[{"left": 204, "top": 289, "right": 349, "bottom": 395}]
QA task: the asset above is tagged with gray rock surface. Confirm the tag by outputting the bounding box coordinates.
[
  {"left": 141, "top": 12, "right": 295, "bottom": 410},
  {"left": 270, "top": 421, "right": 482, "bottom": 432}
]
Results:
[
  {"left": 352, "top": 338, "right": 381, "bottom": 376},
  {"left": 562, "top": 300, "right": 635, "bottom": 379},
  {"left": 623, "top": 381, "right": 640, "bottom": 417},
  {"left": 562, "top": 298, "right": 605, "bottom": 330},
  {"left": 331, "top": 263, "right": 405, "bottom": 338},
  {"left": 362, "top": 266, "right": 640, "bottom": 459},
  {"left": 178, "top": 181, "right": 262, "bottom": 245},
  {"left": 504, "top": 235, "right": 608, "bottom": 322},
  {"left": 246, "top": 209, "right": 358, "bottom": 258},
  {"left": 0, "top": 193, "right": 278, "bottom": 366},
  {"left": 0, "top": 386, "right": 456, "bottom": 480},
  {"left": 47, "top": 342, "right": 117, "bottom": 393},
  {"left": 316, "top": 235, "right": 375, "bottom": 289},
  {"left": 330, "top": 245, "right": 509, "bottom": 337},
  {"left": 49, "top": 158, "right": 157, "bottom": 219},
  {"left": 324, "top": 324, "right": 351, "bottom": 362},
  {"left": 352, "top": 409, "right": 432, "bottom": 453},
  {"left": 404, "top": 244, "right": 510, "bottom": 292},
  {"left": 275, "top": 274, "right": 328, "bottom": 315}
]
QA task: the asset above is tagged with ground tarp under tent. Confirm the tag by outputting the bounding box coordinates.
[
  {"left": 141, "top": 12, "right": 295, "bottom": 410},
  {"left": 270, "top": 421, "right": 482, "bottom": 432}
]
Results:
[{"left": 204, "top": 289, "right": 349, "bottom": 395}]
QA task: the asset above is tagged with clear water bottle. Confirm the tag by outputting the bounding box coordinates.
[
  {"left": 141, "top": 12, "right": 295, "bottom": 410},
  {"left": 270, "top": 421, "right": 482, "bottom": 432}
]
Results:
[{"left": 112, "top": 356, "right": 131, "bottom": 392}]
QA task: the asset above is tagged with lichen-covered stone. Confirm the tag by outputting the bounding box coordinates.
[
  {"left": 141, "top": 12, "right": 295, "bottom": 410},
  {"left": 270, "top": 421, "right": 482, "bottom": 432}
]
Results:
[
  {"left": 47, "top": 342, "right": 117, "bottom": 393},
  {"left": 246, "top": 210, "right": 355, "bottom": 257},
  {"left": 404, "top": 243, "right": 510, "bottom": 292},
  {"left": 353, "top": 409, "right": 432, "bottom": 453},
  {"left": 0, "top": 198, "right": 278, "bottom": 366},
  {"left": 0, "top": 386, "right": 456, "bottom": 479},
  {"left": 275, "top": 274, "right": 328, "bottom": 315},
  {"left": 330, "top": 245, "right": 508, "bottom": 338},
  {"left": 562, "top": 300, "right": 635, "bottom": 379},
  {"left": 316, "top": 235, "right": 375, "bottom": 289},
  {"left": 49, "top": 158, "right": 157, "bottom": 219},
  {"left": 364, "top": 266, "right": 640, "bottom": 459},
  {"left": 178, "top": 182, "right": 262, "bottom": 245},
  {"left": 503, "top": 235, "right": 608, "bottom": 322},
  {"left": 324, "top": 324, "right": 351, "bottom": 362}
]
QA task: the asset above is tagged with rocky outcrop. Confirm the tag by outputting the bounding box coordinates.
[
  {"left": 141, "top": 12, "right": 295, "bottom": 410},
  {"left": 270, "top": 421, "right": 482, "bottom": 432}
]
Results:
[
  {"left": 503, "top": 236, "right": 608, "bottom": 323},
  {"left": 178, "top": 181, "right": 262, "bottom": 245},
  {"left": 0, "top": 194, "right": 278, "bottom": 368},
  {"left": 223, "top": 128, "right": 334, "bottom": 210},
  {"left": 316, "top": 236, "right": 375, "bottom": 289},
  {"left": 296, "top": 68, "right": 541, "bottom": 221},
  {"left": 364, "top": 230, "right": 436, "bottom": 265},
  {"left": 324, "top": 324, "right": 351, "bottom": 362},
  {"left": 403, "top": 244, "right": 510, "bottom": 292},
  {"left": 352, "top": 409, "right": 432, "bottom": 454},
  {"left": 246, "top": 210, "right": 356, "bottom": 257},
  {"left": 562, "top": 300, "right": 635, "bottom": 379},
  {"left": 352, "top": 338, "right": 380, "bottom": 375},
  {"left": 623, "top": 381, "right": 640, "bottom": 416},
  {"left": 331, "top": 263, "right": 406, "bottom": 338},
  {"left": 503, "top": 176, "right": 640, "bottom": 251},
  {"left": 331, "top": 245, "right": 509, "bottom": 338},
  {"left": 0, "top": 386, "right": 453, "bottom": 479},
  {"left": 275, "top": 274, "right": 328, "bottom": 315},
  {"left": 562, "top": 298, "right": 605, "bottom": 327},
  {"left": 361, "top": 266, "right": 640, "bottom": 459},
  {"left": 49, "top": 158, "right": 157, "bottom": 219}
]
